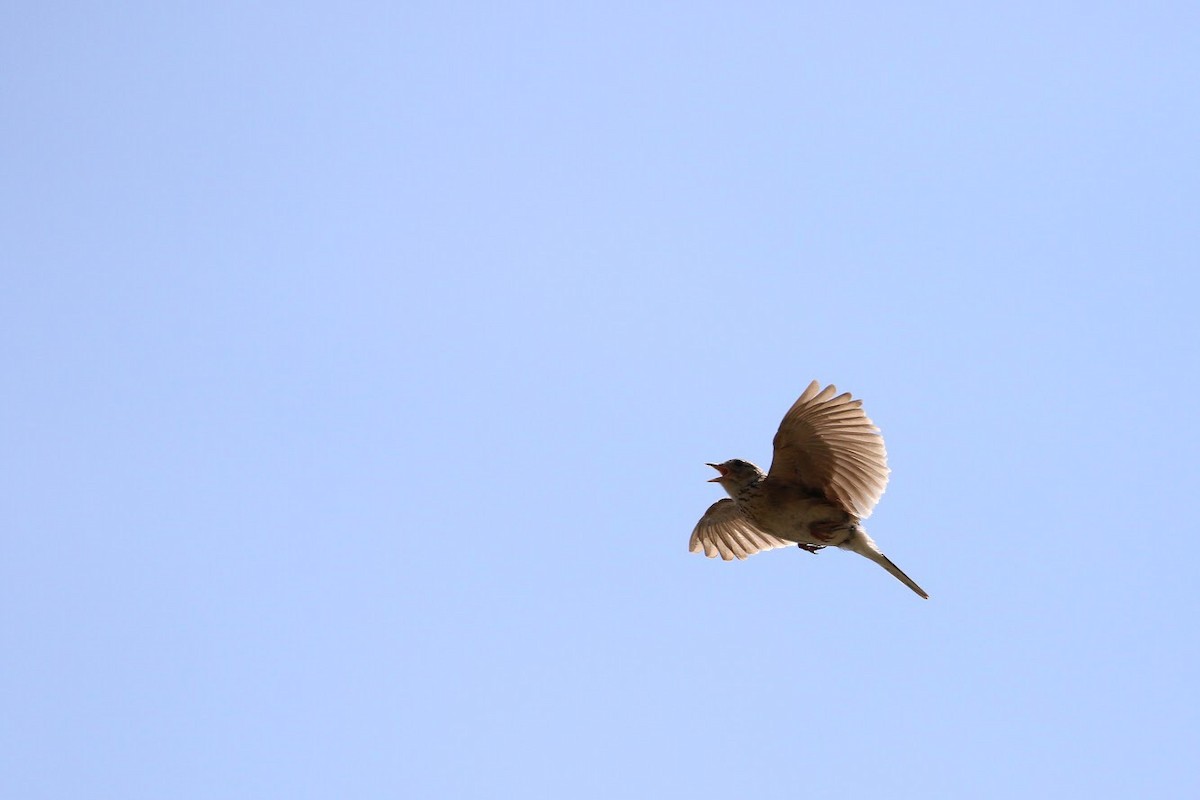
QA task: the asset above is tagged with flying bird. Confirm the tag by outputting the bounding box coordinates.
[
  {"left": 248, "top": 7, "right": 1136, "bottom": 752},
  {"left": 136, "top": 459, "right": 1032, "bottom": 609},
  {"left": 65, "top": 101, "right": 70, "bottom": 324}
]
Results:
[{"left": 689, "top": 380, "right": 928, "bottom": 599}]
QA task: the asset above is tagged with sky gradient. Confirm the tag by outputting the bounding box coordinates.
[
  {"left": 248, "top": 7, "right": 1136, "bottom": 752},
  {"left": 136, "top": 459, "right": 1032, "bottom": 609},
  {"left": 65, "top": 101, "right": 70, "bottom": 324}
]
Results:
[{"left": 3, "top": 3, "right": 1199, "bottom": 798}]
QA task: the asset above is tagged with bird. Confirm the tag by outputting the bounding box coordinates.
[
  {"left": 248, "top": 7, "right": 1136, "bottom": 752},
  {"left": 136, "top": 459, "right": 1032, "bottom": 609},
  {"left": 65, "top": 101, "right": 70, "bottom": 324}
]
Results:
[{"left": 689, "top": 380, "right": 928, "bottom": 599}]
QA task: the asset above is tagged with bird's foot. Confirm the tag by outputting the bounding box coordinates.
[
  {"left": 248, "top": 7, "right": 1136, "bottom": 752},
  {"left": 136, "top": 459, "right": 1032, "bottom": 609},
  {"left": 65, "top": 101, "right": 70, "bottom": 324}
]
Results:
[{"left": 797, "top": 544, "right": 825, "bottom": 554}]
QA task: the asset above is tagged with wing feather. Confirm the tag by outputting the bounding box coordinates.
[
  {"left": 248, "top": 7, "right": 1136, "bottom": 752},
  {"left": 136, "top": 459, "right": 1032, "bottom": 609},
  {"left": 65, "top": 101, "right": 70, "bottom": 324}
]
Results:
[
  {"left": 768, "top": 381, "right": 890, "bottom": 518},
  {"left": 689, "top": 499, "right": 793, "bottom": 561}
]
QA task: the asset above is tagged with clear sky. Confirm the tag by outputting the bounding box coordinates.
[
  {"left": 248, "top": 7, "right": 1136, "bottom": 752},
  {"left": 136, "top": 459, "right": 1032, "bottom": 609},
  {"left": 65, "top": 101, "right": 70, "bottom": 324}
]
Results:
[{"left": 3, "top": 2, "right": 1198, "bottom": 798}]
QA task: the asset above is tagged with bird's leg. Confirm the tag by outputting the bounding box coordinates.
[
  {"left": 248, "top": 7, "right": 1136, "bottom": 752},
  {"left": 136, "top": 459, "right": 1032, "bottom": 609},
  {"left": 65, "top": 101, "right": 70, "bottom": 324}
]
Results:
[
  {"left": 809, "top": 520, "right": 842, "bottom": 542},
  {"left": 797, "top": 543, "right": 825, "bottom": 554}
]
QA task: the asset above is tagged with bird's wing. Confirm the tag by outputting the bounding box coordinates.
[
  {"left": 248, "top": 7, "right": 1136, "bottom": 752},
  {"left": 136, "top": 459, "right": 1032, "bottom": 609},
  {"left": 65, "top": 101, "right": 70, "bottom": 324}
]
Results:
[
  {"left": 767, "top": 380, "right": 890, "bottom": 519},
  {"left": 689, "top": 498, "right": 794, "bottom": 561}
]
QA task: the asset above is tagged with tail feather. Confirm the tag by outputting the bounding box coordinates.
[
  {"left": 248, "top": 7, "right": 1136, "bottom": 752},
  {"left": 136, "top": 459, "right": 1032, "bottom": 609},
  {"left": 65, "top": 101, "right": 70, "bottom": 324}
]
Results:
[
  {"left": 869, "top": 552, "right": 929, "bottom": 599},
  {"left": 840, "top": 526, "right": 929, "bottom": 599}
]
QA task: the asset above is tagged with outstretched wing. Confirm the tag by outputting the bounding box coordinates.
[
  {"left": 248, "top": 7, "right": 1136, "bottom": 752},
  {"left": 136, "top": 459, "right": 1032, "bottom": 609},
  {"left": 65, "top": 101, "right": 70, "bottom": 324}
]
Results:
[
  {"left": 689, "top": 498, "right": 793, "bottom": 561},
  {"left": 767, "top": 380, "right": 890, "bottom": 519}
]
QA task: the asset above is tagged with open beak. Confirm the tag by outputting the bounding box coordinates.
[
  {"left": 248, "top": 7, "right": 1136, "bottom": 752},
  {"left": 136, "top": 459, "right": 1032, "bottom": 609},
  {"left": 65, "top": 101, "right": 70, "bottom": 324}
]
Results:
[{"left": 706, "top": 462, "right": 728, "bottom": 482}]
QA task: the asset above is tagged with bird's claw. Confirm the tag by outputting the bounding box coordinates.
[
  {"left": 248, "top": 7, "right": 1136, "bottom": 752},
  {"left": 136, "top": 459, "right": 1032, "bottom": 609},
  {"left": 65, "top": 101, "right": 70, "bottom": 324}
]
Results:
[{"left": 797, "top": 544, "right": 825, "bottom": 554}]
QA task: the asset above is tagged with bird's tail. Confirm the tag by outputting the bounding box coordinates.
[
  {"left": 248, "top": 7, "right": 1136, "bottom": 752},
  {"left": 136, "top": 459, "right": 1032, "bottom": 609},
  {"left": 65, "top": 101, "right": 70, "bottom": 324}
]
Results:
[{"left": 841, "top": 527, "right": 929, "bottom": 599}]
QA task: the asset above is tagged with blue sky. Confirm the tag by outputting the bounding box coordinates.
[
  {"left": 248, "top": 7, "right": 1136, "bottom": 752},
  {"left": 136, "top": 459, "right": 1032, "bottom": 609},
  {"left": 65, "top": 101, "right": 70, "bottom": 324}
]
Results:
[{"left": 3, "top": 2, "right": 1198, "bottom": 797}]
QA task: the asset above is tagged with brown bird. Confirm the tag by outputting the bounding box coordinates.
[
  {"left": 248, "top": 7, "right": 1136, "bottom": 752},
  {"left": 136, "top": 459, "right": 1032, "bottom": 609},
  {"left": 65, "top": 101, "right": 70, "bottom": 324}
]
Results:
[{"left": 689, "top": 380, "right": 928, "bottom": 599}]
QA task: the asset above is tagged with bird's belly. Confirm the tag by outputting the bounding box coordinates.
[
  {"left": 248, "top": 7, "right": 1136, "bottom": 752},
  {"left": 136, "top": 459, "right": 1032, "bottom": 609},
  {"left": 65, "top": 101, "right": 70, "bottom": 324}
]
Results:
[{"left": 750, "top": 497, "right": 854, "bottom": 546}]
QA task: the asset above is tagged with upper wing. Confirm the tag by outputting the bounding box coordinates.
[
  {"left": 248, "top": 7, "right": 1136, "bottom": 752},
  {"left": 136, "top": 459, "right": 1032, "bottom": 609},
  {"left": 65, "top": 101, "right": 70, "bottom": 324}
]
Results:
[
  {"left": 688, "top": 498, "right": 793, "bottom": 561},
  {"left": 767, "top": 380, "right": 890, "bottom": 519}
]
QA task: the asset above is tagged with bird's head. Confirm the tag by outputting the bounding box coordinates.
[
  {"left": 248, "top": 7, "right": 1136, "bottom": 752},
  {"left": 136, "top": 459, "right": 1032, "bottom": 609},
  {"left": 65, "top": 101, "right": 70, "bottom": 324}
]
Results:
[{"left": 706, "top": 459, "right": 765, "bottom": 497}]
